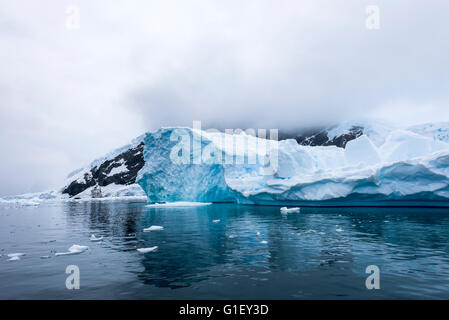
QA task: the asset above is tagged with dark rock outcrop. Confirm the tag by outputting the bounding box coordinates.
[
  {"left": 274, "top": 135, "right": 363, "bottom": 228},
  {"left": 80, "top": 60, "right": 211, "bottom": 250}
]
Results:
[
  {"left": 280, "top": 126, "right": 364, "bottom": 148},
  {"left": 62, "top": 142, "right": 145, "bottom": 197}
]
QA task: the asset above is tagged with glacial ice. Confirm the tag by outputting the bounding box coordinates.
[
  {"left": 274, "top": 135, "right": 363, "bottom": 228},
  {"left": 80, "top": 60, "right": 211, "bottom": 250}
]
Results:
[
  {"left": 55, "top": 245, "right": 89, "bottom": 256},
  {"left": 90, "top": 234, "right": 103, "bottom": 242},
  {"left": 7, "top": 253, "right": 25, "bottom": 261},
  {"left": 0, "top": 184, "right": 147, "bottom": 206},
  {"left": 137, "top": 126, "right": 449, "bottom": 206},
  {"left": 143, "top": 226, "right": 164, "bottom": 232},
  {"left": 137, "top": 246, "right": 158, "bottom": 253},
  {"left": 280, "top": 207, "right": 301, "bottom": 214}
]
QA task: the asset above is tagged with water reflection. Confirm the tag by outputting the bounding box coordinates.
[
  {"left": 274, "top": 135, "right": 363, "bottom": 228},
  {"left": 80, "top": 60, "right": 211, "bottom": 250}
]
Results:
[{"left": 60, "top": 202, "right": 449, "bottom": 296}]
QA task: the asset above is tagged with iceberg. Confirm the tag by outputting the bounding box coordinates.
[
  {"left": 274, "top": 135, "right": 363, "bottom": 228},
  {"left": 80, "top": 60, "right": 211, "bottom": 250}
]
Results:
[{"left": 137, "top": 126, "right": 449, "bottom": 206}]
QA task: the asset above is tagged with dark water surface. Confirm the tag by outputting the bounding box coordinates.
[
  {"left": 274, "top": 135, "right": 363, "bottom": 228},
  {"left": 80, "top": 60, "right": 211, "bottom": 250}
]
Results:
[{"left": 1, "top": 201, "right": 449, "bottom": 299}]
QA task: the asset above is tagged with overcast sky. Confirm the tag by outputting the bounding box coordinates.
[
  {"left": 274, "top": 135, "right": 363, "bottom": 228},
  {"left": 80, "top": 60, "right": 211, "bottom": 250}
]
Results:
[{"left": 1, "top": 0, "right": 449, "bottom": 195}]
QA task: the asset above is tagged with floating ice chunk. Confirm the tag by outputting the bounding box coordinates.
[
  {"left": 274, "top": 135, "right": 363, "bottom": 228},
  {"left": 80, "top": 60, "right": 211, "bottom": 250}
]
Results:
[
  {"left": 280, "top": 207, "right": 300, "bottom": 214},
  {"left": 336, "top": 228, "right": 343, "bottom": 232},
  {"left": 90, "top": 234, "right": 103, "bottom": 241},
  {"left": 137, "top": 246, "right": 158, "bottom": 253},
  {"left": 40, "top": 255, "right": 51, "bottom": 259},
  {"left": 8, "top": 256, "right": 20, "bottom": 261},
  {"left": 143, "top": 226, "right": 164, "bottom": 232},
  {"left": 260, "top": 240, "right": 268, "bottom": 244},
  {"left": 55, "top": 245, "right": 89, "bottom": 256},
  {"left": 212, "top": 219, "right": 220, "bottom": 223},
  {"left": 146, "top": 202, "right": 212, "bottom": 208},
  {"left": 228, "top": 234, "right": 236, "bottom": 239},
  {"left": 7, "top": 253, "right": 25, "bottom": 261},
  {"left": 256, "top": 232, "right": 261, "bottom": 237}
]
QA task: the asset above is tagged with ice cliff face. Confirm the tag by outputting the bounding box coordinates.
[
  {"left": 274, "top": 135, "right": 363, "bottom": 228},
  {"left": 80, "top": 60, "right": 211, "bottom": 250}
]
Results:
[
  {"left": 137, "top": 126, "right": 449, "bottom": 206},
  {"left": 60, "top": 125, "right": 365, "bottom": 198},
  {"left": 136, "top": 128, "right": 236, "bottom": 203}
]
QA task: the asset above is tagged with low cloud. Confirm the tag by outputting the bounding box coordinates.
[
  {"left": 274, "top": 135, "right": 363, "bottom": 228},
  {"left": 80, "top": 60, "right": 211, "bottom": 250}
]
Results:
[{"left": 1, "top": 0, "right": 449, "bottom": 195}]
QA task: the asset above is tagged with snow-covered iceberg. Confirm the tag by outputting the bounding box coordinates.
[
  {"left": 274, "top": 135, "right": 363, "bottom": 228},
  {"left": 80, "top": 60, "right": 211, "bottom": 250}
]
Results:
[{"left": 137, "top": 126, "right": 449, "bottom": 206}]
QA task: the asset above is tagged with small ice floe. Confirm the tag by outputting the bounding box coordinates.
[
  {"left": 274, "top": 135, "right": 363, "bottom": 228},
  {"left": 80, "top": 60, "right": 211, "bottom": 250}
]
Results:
[
  {"left": 143, "top": 226, "right": 164, "bottom": 232},
  {"left": 90, "top": 234, "right": 103, "bottom": 242},
  {"left": 228, "top": 234, "right": 236, "bottom": 239},
  {"left": 146, "top": 202, "right": 212, "bottom": 208},
  {"left": 7, "top": 253, "right": 25, "bottom": 261},
  {"left": 280, "top": 207, "right": 300, "bottom": 214},
  {"left": 336, "top": 228, "right": 344, "bottom": 232},
  {"left": 212, "top": 219, "right": 220, "bottom": 223},
  {"left": 256, "top": 232, "right": 261, "bottom": 237},
  {"left": 260, "top": 240, "right": 268, "bottom": 244},
  {"left": 137, "top": 246, "right": 158, "bottom": 253},
  {"left": 21, "top": 200, "right": 40, "bottom": 207},
  {"left": 40, "top": 255, "right": 51, "bottom": 259},
  {"left": 55, "top": 245, "right": 89, "bottom": 256}
]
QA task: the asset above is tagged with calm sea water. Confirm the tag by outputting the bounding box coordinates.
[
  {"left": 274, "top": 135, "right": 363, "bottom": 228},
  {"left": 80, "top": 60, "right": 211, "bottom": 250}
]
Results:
[{"left": 1, "top": 201, "right": 449, "bottom": 299}]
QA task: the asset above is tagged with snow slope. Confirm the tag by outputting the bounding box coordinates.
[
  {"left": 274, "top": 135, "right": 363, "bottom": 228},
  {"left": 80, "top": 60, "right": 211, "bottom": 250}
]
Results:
[
  {"left": 0, "top": 184, "right": 147, "bottom": 207},
  {"left": 408, "top": 122, "right": 449, "bottom": 143},
  {"left": 137, "top": 126, "right": 449, "bottom": 206}
]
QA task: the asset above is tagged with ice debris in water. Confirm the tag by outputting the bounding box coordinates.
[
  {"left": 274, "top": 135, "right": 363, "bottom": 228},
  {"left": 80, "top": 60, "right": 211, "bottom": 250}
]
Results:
[
  {"left": 146, "top": 202, "right": 212, "bottom": 208},
  {"left": 90, "top": 234, "right": 103, "bottom": 242},
  {"left": 212, "top": 219, "right": 220, "bottom": 223},
  {"left": 143, "top": 226, "right": 164, "bottom": 232},
  {"left": 55, "top": 245, "right": 89, "bottom": 256},
  {"left": 256, "top": 232, "right": 261, "bottom": 237},
  {"left": 260, "top": 240, "right": 268, "bottom": 244},
  {"left": 280, "top": 207, "right": 300, "bottom": 214},
  {"left": 336, "top": 228, "right": 344, "bottom": 232},
  {"left": 137, "top": 246, "right": 158, "bottom": 253},
  {"left": 7, "top": 253, "right": 25, "bottom": 261}
]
